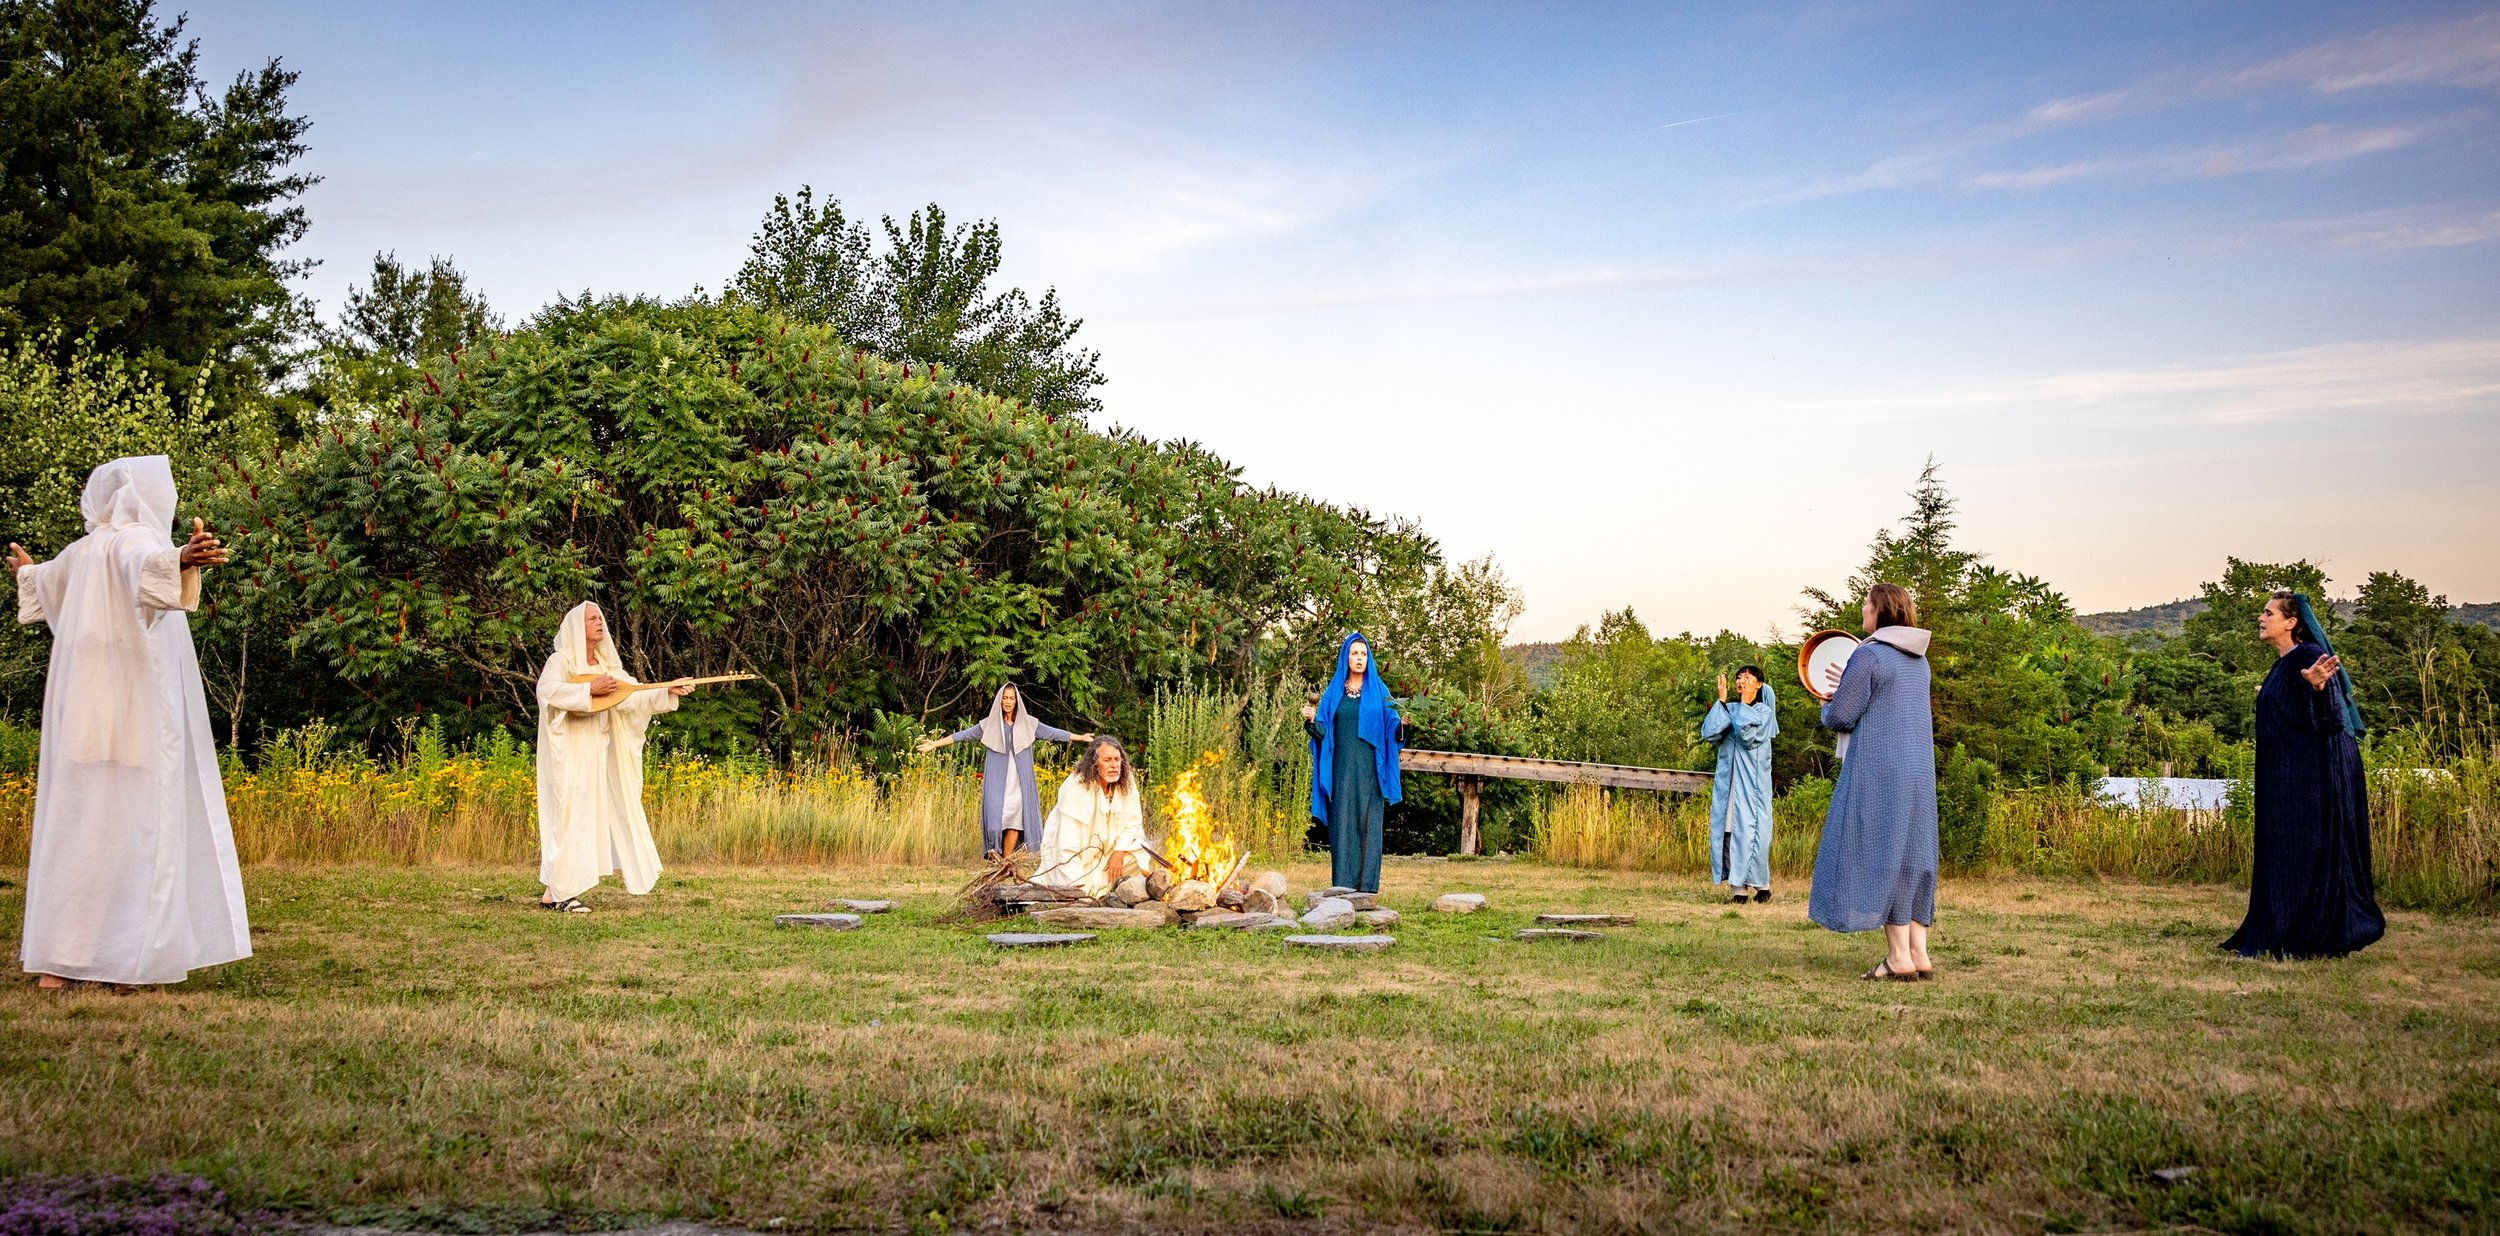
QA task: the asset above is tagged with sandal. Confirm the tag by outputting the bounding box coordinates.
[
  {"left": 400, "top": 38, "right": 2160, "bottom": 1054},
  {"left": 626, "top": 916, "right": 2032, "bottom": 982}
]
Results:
[
  {"left": 1861, "top": 959, "right": 1919, "bottom": 982},
  {"left": 1753, "top": 889, "right": 1772, "bottom": 903},
  {"left": 540, "top": 897, "right": 591, "bottom": 913}
]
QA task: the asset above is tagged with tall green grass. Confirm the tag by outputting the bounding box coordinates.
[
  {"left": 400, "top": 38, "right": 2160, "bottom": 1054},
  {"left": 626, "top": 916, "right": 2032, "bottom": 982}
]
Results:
[{"left": 1530, "top": 742, "right": 2500, "bottom": 912}]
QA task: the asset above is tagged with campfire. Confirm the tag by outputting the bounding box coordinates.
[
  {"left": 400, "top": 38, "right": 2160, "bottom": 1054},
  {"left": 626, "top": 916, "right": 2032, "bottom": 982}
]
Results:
[
  {"left": 964, "top": 749, "right": 1293, "bottom": 928},
  {"left": 1156, "top": 752, "right": 1246, "bottom": 889}
]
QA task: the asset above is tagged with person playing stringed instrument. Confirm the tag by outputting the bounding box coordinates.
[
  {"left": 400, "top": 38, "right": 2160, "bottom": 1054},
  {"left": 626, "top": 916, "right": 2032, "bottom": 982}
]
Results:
[{"left": 533, "top": 602, "right": 696, "bottom": 912}]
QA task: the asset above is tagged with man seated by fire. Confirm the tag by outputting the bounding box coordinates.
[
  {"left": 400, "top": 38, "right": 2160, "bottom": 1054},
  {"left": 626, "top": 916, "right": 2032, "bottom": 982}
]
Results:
[{"left": 1030, "top": 737, "right": 1147, "bottom": 897}]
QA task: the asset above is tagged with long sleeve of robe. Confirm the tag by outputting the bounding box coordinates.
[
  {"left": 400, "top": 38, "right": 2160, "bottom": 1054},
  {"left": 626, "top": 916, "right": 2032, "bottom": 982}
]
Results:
[
  {"left": 16, "top": 456, "right": 249, "bottom": 985},
  {"left": 535, "top": 608, "right": 678, "bottom": 903},
  {"left": 1029, "top": 772, "right": 1146, "bottom": 896},
  {"left": 1703, "top": 689, "right": 1778, "bottom": 891}
]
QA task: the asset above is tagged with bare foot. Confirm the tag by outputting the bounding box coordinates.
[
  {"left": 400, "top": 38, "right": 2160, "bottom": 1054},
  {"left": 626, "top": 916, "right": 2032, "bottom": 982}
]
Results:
[{"left": 35, "top": 974, "right": 67, "bottom": 989}]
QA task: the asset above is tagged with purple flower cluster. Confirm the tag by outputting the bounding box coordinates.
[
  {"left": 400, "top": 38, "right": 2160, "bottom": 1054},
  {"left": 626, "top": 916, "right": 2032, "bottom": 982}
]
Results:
[{"left": 0, "top": 1175, "right": 274, "bottom": 1236}]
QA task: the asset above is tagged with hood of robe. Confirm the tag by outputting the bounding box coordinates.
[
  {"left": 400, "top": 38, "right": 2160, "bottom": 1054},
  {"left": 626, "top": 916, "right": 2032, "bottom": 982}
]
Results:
[
  {"left": 1310, "top": 631, "right": 1403, "bottom": 814},
  {"left": 81, "top": 456, "right": 179, "bottom": 539},
  {"left": 1866, "top": 626, "right": 1932, "bottom": 657},
  {"left": 46, "top": 457, "right": 187, "bottom": 766},
  {"left": 976, "top": 684, "right": 1042, "bottom": 754},
  {"left": 553, "top": 602, "right": 627, "bottom": 678}
]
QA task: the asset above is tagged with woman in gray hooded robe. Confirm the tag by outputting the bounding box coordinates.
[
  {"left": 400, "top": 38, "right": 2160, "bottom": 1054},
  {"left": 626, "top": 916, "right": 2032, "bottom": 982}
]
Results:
[{"left": 917, "top": 684, "right": 1093, "bottom": 858}]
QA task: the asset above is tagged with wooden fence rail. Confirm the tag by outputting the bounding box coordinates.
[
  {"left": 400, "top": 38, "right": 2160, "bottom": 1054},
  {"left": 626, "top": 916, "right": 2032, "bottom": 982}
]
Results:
[{"left": 1397, "top": 749, "right": 1713, "bottom": 855}]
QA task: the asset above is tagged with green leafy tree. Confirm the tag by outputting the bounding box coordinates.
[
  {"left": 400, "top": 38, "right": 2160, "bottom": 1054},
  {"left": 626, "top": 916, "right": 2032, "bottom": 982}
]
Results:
[
  {"left": 0, "top": 331, "right": 275, "bottom": 723},
  {"left": 0, "top": 0, "right": 315, "bottom": 404},
  {"left": 201, "top": 295, "right": 1424, "bottom": 747},
  {"left": 2339, "top": 571, "right": 2499, "bottom": 757},
  {"left": 1528, "top": 609, "right": 1713, "bottom": 770},
  {"left": 730, "top": 189, "right": 1104, "bottom": 418}
]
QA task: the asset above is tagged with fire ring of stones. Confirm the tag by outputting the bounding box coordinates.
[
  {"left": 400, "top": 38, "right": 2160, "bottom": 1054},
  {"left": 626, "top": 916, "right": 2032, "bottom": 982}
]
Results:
[{"left": 995, "top": 865, "right": 1331, "bottom": 933}]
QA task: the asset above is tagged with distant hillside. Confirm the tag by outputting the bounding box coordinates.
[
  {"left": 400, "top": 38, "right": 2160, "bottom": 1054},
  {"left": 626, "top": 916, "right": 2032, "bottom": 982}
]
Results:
[
  {"left": 2078, "top": 599, "right": 2206, "bottom": 636},
  {"left": 2079, "top": 598, "right": 2498, "bottom": 637},
  {"left": 1503, "top": 641, "right": 1565, "bottom": 688}
]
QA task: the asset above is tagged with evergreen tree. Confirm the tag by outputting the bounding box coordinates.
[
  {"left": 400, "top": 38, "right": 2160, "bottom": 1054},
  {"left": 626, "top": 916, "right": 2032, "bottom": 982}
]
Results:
[
  {"left": 0, "top": 0, "right": 315, "bottom": 403},
  {"left": 328, "top": 252, "right": 500, "bottom": 367},
  {"left": 730, "top": 188, "right": 1104, "bottom": 418}
]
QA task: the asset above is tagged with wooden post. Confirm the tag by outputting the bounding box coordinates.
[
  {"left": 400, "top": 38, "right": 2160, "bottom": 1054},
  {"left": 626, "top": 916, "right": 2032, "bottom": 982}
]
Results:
[{"left": 1458, "top": 776, "right": 1482, "bottom": 856}]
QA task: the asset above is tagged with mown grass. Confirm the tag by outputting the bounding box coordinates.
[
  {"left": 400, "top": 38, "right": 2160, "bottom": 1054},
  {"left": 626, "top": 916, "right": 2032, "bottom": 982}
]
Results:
[{"left": 2, "top": 861, "right": 2495, "bottom": 1234}]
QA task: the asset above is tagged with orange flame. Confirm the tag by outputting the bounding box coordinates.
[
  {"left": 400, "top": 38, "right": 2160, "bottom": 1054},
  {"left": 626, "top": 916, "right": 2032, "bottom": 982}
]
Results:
[{"left": 1161, "top": 750, "right": 1242, "bottom": 884}]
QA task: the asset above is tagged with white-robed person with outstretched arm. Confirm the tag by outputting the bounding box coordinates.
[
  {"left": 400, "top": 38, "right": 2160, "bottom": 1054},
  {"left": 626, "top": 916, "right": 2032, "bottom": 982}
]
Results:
[
  {"left": 534, "top": 601, "right": 691, "bottom": 912},
  {"left": 10, "top": 456, "right": 248, "bottom": 988}
]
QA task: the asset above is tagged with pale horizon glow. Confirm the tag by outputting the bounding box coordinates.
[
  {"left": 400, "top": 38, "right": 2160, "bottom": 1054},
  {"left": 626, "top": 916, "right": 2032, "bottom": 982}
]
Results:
[{"left": 186, "top": 1, "right": 2500, "bottom": 641}]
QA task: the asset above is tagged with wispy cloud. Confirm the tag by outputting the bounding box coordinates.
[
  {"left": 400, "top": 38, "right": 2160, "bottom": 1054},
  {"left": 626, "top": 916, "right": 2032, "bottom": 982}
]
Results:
[
  {"left": 1801, "top": 337, "right": 2500, "bottom": 426},
  {"left": 2330, "top": 207, "right": 2500, "bottom": 249},
  {"left": 1964, "top": 124, "right": 2423, "bottom": 191},
  {"left": 1775, "top": 12, "right": 2498, "bottom": 205}
]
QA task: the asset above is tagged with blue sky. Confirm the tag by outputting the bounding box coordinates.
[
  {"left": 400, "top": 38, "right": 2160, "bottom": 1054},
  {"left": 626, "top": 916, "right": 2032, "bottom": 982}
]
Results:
[{"left": 190, "top": 1, "right": 2500, "bottom": 639}]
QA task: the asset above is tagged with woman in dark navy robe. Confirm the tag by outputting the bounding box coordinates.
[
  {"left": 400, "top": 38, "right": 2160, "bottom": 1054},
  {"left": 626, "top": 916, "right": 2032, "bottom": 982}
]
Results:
[
  {"left": 2222, "top": 591, "right": 2385, "bottom": 960},
  {"left": 1303, "top": 633, "right": 1402, "bottom": 894}
]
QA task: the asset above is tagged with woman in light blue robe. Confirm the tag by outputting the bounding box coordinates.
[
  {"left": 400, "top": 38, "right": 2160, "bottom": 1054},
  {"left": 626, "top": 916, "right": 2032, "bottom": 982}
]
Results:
[
  {"left": 1703, "top": 666, "right": 1778, "bottom": 903},
  {"left": 917, "top": 684, "right": 1091, "bottom": 859}
]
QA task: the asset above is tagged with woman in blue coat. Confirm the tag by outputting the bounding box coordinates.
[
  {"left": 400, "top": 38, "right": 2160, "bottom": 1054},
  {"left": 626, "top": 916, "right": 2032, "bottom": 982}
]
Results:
[
  {"left": 2221, "top": 591, "right": 2383, "bottom": 959},
  {"left": 1808, "top": 583, "right": 1939, "bottom": 981},
  {"left": 1303, "top": 633, "right": 1402, "bottom": 894},
  {"left": 1704, "top": 665, "right": 1778, "bottom": 904},
  {"left": 918, "top": 684, "right": 1092, "bottom": 859}
]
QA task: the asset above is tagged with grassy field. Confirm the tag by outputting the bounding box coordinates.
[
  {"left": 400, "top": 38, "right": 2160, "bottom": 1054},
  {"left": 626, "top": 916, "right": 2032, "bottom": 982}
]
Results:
[{"left": 2, "top": 860, "right": 2495, "bottom": 1235}]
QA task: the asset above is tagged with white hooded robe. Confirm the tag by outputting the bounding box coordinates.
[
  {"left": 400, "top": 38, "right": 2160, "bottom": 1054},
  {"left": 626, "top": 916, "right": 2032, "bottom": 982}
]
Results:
[
  {"left": 534, "top": 602, "right": 677, "bottom": 902},
  {"left": 14, "top": 456, "right": 250, "bottom": 984}
]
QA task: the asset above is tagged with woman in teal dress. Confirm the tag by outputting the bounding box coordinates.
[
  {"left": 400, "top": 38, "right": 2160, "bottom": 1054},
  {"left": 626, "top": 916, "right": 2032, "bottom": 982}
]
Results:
[{"left": 1303, "top": 632, "right": 1402, "bottom": 894}]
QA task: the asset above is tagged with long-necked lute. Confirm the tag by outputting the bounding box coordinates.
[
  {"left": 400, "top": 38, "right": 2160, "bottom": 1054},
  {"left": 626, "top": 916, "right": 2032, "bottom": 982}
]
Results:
[{"left": 566, "top": 672, "right": 756, "bottom": 713}]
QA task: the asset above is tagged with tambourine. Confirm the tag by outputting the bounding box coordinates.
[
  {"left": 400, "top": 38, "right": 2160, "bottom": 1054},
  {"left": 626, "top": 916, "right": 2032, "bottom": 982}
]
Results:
[{"left": 1797, "top": 630, "right": 1860, "bottom": 702}]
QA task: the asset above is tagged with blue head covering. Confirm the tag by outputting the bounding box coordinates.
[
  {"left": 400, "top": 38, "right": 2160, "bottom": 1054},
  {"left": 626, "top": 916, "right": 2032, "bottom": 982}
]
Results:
[
  {"left": 2290, "top": 594, "right": 2366, "bottom": 739},
  {"left": 1310, "top": 631, "right": 1403, "bottom": 821}
]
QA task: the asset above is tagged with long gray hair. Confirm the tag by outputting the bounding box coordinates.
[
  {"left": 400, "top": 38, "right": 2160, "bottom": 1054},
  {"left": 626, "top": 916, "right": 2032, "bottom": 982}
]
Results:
[{"left": 1074, "top": 736, "right": 1133, "bottom": 792}]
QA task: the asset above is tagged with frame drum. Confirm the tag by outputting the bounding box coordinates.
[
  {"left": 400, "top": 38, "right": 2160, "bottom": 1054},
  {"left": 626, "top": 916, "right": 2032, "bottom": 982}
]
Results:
[{"left": 1798, "top": 630, "right": 1861, "bottom": 702}]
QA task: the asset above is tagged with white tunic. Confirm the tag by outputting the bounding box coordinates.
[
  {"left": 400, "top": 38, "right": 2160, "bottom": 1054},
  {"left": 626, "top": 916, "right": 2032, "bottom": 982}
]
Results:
[
  {"left": 14, "top": 457, "right": 250, "bottom": 984},
  {"left": 534, "top": 603, "right": 678, "bottom": 902},
  {"left": 1031, "top": 772, "right": 1146, "bottom": 896}
]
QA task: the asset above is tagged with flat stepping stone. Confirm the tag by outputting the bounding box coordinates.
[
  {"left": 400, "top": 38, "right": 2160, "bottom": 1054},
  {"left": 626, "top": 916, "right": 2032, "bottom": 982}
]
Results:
[
  {"left": 1030, "top": 905, "right": 1176, "bottom": 929},
  {"left": 1516, "top": 928, "right": 1607, "bottom": 941},
  {"left": 1535, "top": 913, "right": 1636, "bottom": 926},
  {"left": 1283, "top": 934, "right": 1396, "bottom": 952},
  {"left": 1355, "top": 909, "right": 1401, "bottom": 928},
  {"left": 774, "top": 913, "right": 862, "bottom": 930},
  {"left": 1430, "top": 893, "right": 1487, "bottom": 913},
  {"left": 987, "top": 932, "right": 1095, "bottom": 948},
  {"left": 826, "top": 899, "right": 895, "bottom": 913}
]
